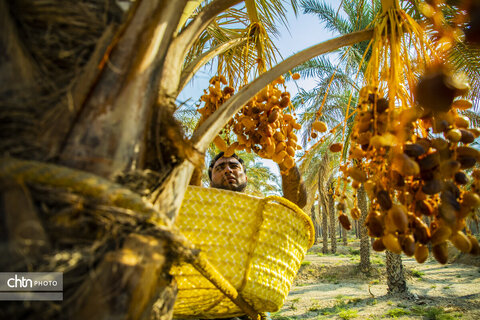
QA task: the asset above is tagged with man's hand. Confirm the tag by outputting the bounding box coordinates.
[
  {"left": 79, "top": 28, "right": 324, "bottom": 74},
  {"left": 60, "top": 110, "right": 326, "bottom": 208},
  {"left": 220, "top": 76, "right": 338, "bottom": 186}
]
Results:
[{"left": 279, "top": 162, "right": 307, "bottom": 209}]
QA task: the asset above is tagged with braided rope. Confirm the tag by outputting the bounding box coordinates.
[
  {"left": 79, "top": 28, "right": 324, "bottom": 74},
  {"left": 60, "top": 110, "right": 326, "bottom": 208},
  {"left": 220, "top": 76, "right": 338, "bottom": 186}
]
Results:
[
  {"left": 188, "top": 251, "right": 260, "bottom": 320},
  {"left": 0, "top": 157, "right": 168, "bottom": 225}
]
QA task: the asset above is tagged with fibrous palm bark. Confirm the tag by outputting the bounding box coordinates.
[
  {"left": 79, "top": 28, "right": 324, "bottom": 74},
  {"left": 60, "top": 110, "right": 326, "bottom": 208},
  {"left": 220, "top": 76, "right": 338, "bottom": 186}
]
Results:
[
  {"left": 358, "top": 185, "right": 371, "bottom": 273},
  {"left": 385, "top": 251, "right": 410, "bottom": 296},
  {"left": 318, "top": 172, "right": 330, "bottom": 254},
  {"left": 328, "top": 181, "right": 336, "bottom": 254},
  {"left": 311, "top": 205, "right": 321, "bottom": 244},
  {"left": 321, "top": 202, "right": 329, "bottom": 253}
]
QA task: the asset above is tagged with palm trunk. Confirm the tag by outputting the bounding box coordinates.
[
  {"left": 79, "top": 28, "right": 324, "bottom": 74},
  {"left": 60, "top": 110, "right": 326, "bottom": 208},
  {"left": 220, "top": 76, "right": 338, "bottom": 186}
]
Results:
[
  {"left": 321, "top": 196, "right": 329, "bottom": 254},
  {"left": 386, "top": 251, "right": 410, "bottom": 296},
  {"left": 57, "top": 0, "right": 188, "bottom": 178},
  {"left": 318, "top": 161, "right": 331, "bottom": 254},
  {"left": 358, "top": 185, "right": 371, "bottom": 273},
  {"left": 311, "top": 205, "right": 320, "bottom": 244},
  {"left": 328, "top": 182, "right": 336, "bottom": 254},
  {"left": 342, "top": 222, "right": 348, "bottom": 246}
]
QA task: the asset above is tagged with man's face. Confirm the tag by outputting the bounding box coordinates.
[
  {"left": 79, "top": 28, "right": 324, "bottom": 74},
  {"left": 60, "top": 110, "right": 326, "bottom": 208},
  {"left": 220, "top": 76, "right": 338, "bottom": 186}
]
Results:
[{"left": 210, "top": 157, "right": 247, "bottom": 192}]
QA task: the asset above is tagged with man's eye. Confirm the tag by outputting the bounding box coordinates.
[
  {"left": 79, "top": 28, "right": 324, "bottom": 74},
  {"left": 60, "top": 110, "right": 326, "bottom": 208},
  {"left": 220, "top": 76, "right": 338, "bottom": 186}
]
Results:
[{"left": 231, "top": 164, "right": 240, "bottom": 169}]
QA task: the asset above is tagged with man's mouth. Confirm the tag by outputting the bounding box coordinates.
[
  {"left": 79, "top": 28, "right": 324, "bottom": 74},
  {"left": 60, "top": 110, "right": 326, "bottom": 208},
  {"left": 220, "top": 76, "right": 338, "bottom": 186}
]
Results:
[{"left": 226, "top": 176, "right": 236, "bottom": 183}]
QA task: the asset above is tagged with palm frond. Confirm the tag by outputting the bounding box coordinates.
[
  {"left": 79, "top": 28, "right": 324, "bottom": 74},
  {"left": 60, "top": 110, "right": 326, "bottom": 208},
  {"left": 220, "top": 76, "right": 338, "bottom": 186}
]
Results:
[
  {"left": 449, "top": 42, "right": 480, "bottom": 109},
  {"left": 300, "top": 0, "right": 351, "bottom": 34},
  {"left": 183, "top": 2, "right": 294, "bottom": 89},
  {"left": 462, "top": 110, "right": 480, "bottom": 129},
  {"left": 290, "top": 55, "right": 338, "bottom": 79}
]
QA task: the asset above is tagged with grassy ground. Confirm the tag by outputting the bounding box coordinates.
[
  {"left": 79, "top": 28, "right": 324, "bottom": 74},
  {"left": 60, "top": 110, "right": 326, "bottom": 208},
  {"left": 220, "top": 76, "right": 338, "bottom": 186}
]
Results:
[{"left": 272, "top": 239, "right": 480, "bottom": 320}]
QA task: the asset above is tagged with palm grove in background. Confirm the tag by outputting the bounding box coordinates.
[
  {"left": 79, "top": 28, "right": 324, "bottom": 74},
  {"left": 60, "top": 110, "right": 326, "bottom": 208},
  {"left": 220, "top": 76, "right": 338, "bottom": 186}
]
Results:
[{"left": 295, "top": 0, "right": 480, "bottom": 296}]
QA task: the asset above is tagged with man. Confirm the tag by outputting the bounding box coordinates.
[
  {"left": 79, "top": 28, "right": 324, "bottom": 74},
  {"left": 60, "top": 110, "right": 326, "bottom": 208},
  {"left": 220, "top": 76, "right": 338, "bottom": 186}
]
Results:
[
  {"left": 208, "top": 152, "right": 248, "bottom": 192},
  {"left": 203, "top": 151, "right": 307, "bottom": 320},
  {"left": 207, "top": 152, "right": 307, "bottom": 208}
]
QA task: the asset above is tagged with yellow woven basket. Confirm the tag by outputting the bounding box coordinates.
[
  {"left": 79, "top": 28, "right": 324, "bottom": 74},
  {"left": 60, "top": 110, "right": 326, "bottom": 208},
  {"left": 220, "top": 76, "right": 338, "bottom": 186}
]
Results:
[{"left": 171, "top": 186, "right": 315, "bottom": 319}]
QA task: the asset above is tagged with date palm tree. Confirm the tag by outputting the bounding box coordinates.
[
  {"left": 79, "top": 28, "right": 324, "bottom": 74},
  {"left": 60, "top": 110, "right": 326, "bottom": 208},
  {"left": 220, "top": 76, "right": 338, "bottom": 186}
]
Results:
[
  {"left": 328, "top": 178, "right": 337, "bottom": 253},
  {"left": 323, "top": 176, "right": 334, "bottom": 253},
  {"left": 386, "top": 251, "right": 409, "bottom": 296},
  {"left": 357, "top": 184, "right": 371, "bottom": 272}
]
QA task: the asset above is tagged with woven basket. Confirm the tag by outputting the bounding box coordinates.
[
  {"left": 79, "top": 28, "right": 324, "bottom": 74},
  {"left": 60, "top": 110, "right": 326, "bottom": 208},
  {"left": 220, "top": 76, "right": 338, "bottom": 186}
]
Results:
[{"left": 171, "top": 186, "right": 315, "bottom": 319}]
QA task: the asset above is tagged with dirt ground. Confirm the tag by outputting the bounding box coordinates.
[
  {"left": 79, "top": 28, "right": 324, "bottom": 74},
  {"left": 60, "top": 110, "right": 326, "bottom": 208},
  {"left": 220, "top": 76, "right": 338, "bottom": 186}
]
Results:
[{"left": 273, "top": 240, "right": 480, "bottom": 320}]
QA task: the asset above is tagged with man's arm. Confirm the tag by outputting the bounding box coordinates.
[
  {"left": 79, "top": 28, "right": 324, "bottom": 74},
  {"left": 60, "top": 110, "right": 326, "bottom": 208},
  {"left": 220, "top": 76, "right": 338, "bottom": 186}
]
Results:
[{"left": 279, "top": 163, "right": 307, "bottom": 209}]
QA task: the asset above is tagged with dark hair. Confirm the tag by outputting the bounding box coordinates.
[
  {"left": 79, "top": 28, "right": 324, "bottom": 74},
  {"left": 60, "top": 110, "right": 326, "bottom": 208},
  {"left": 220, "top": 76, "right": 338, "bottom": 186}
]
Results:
[{"left": 208, "top": 152, "right": 246, "bottom": 180}]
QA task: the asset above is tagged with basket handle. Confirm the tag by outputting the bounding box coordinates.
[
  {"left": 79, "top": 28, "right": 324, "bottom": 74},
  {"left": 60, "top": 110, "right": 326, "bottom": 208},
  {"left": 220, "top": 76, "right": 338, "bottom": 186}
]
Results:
[
  {"left": 184, "top": 249, "right": 261, "bottom": 320},
  {"left": 263, "top": 195, "right": 315, "bottom": 248}
]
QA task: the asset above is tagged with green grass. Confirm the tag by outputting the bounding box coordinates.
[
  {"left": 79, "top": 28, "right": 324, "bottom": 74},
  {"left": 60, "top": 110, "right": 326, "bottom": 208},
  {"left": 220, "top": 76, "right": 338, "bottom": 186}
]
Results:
[
  {"left": 384, "top": 308, "right": 410, "bottom": 318},
  {"left": 366, "top": 299, "right": 378, "bottom": 306},
  {"left": 310, "top": 295, "right": 361, "bottom": 318},
  {"left": 289, "top": 298, "right": 300, "bottom": 311},
  {"left": 301, "top": 261, "right": 311, "bottom": 267},
  {"left": 338, "top": 309, "right": 358, "bottom": 319},
  {"left": 271, "top": 314, "right": 297, "bottom": 320},
  {"left": 348, "top": 247, "right": 360, "bottom": 255},
  {"left": 350, "top": 297, "right": 362, "bottom": 304},
  {"left": 349, "top": 255, "right": 360, "bottom": 262},
  {"left": 411, "top": 269, "right": 425, "bottom": 278},
  {"left": 307, "top": 302, "right": 321, "bottom": 312},
  {"left": 325, "top": 275, "right": 339, "bottom": 284},
  {"left": 410, "top": 306, "right": 461, "bottom": 320},
  {"left": 371, "top": 256, "right": 385, "bottom": 266}
]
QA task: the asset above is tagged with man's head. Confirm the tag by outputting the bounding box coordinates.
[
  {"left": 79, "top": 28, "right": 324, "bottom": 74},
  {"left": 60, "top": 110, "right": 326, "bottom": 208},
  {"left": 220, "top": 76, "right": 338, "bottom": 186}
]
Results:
[{"left": 208, "top": 152, "right": 247, "bottom": 192}]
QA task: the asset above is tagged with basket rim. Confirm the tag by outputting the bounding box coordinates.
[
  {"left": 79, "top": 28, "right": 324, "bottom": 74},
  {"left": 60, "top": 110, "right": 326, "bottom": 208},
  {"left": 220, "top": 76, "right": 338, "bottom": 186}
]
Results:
[{"left": 184, "top": 186, "right": 315, "bottom": 247}]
